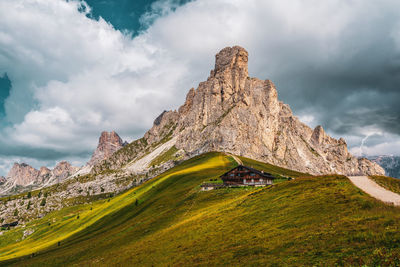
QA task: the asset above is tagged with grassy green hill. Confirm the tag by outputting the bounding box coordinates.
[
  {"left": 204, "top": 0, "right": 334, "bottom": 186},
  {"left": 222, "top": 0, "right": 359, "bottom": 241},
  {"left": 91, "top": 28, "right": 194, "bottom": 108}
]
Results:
[{"left": 1, "top": 152, "right": 400, "bottom": 266}]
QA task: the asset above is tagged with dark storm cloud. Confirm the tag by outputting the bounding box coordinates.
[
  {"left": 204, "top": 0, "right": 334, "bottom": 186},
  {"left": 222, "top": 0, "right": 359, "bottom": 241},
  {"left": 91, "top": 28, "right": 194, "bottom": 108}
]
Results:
[
  {"left": 0, "top": 73, "right": 11, "bottom": 116},
  {"left": 249, "top": 6, "right": 400, "bottom": 138},
  {"left": 0, "top": 141, "right": 89, "bottom": 161}
]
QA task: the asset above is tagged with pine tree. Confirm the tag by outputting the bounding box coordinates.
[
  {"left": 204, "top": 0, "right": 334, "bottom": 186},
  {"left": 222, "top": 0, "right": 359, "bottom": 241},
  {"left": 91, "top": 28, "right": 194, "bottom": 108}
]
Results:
[
  {"left": 40, "top": 198, "right": 46, "bottom": 206},
  {"left": 27, "top": 192, "right": 32, "bottom": 199}
]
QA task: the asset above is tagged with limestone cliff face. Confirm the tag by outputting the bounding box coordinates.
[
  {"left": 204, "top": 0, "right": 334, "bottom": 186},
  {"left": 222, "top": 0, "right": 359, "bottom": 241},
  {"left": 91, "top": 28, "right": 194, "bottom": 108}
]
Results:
[
  {"left": 88, "top": 131, "right": 126, "bottom": 167},
  {"left": 94, "top": 46, "right": 384, "bottom": 176},
  {"left": 147, "top": 46, "right": 384, "bottom": 176},
  {"left": 51, "top": 161, "right": 79, "bottom": 182},
  {"left": 6, "top": 163, "right": 40, "bottom": 186}
]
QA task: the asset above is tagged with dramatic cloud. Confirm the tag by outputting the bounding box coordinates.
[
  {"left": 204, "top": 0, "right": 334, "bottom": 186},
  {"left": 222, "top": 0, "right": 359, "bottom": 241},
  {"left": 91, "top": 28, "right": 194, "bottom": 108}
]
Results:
[{"left": 0, "top": 0, "right": 399, "bottom": 175}]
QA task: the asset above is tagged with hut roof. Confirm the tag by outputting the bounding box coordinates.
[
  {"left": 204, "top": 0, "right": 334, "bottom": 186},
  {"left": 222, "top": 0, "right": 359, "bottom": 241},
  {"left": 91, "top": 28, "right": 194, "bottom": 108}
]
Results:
[{"left": 220, "top": 165, "right": 276, "bottom": 179}]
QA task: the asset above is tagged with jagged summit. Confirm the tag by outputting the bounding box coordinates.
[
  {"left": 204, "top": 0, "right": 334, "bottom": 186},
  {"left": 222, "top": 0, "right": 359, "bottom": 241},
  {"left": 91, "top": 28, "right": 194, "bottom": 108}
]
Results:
[
  {"left": 7, "top": 163, "right": 40, "bottom": 186},
  {"left": 87, "top": 131, "right": 126, "bottom": 167},
  {"left": 212, "top": 46, "right": 249, "bottom": 82},
  {"left": 3, "top": 161, "right": 78, "bottom": 189},
  {"left": 103, "top": 45, "right": 384, "bottom": 176}
]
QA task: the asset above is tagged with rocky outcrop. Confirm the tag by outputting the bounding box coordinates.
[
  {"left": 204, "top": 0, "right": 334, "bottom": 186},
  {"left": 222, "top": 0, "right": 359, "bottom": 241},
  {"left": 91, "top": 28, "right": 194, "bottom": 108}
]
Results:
[
  {"left": 145, "top": 46, "right": 384, "bottom": 176},
  {"left": 39, "top": 167, "right": 51, "bottom": 177},
  {"left": 88, "top": 131, "right": 126, "bottom": 167},
  {"left": 0, "top": 176, "right": 6, "bottom": 184},
  {"left": 93, "top": 46, "right": 384, "bottom": 176},
  {"left": 51, "top": 161, "right": 79, "bottom": 182},
  {"left": 3, "top": 161, "right": 78, "bottom": 190},
  {"left": 6, "top": 163, "right": 40, "bottom": 186}
]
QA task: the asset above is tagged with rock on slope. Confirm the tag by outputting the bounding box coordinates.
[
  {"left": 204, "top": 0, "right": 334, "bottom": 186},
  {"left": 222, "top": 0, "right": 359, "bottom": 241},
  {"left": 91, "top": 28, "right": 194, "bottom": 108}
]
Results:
[{"left": 96, "top": 46, "right": 384, "bottom": 176}]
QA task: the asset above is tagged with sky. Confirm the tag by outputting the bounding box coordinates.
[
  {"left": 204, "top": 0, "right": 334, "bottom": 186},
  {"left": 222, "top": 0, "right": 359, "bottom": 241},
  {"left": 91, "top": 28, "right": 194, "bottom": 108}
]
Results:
[{"left": 0, "top": 0, "right": 400, "bottom": 175}]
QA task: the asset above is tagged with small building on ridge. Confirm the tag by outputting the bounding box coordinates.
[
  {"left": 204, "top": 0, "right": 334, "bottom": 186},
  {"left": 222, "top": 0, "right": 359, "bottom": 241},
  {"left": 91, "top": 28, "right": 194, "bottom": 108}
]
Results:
[{"left": 220, "top": 165, "right": 275, "bottom": 186}]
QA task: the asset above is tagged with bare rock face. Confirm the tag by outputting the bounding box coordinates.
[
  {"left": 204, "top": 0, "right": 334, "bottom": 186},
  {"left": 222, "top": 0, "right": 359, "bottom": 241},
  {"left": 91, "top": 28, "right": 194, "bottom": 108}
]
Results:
[
  {"left": 0, "top": 176, "right": 6, "bottom": 184},
  {"left": 6, "top": 163, "right": 40, "bottom": 186},
  {"left": 95, "top": 46, "right": 384, "bottom": 176},
  {"left": 39, "top": 167, "right": 51, "bottom": 177},
  {"left": 88, "top": 131, "right": 126, "bottom": 167},
  {"left": 3, "top": 161, "right": 79, "bottom": 190},
  {"left": 51, "top": 161, "right": 79, "bottom": 182},
  {"left": 150, "top": 46, "right": 384, "bottom": 176}
]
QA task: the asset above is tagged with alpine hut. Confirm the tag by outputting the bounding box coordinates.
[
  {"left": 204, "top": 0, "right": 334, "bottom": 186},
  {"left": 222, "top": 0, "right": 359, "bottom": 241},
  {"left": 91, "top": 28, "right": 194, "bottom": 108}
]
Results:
[{"left": 220, "top": 165, "right": 275, "bottom": 186}]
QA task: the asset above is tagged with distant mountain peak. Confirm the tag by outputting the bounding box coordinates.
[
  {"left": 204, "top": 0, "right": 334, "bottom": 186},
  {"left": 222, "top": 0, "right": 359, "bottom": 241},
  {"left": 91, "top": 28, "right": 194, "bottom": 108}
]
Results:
[
  {"left": 7, "top": 163, "right": 40, "bottom": 186},
  {"left": 3, "top": 161, "right": 78, "bottom": 189},
  {"left": 87, "top": 131, "right": 126, "bottom": 167},
  {"left": 369, "top": 155, "right": 400, "bottom": 178}
]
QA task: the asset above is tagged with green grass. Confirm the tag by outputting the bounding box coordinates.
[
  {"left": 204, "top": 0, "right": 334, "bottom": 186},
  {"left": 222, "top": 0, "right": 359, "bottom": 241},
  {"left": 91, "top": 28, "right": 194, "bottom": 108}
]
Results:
[
  {"left": 370, "top": 175, "right": 400, "bottom": 194},
  {"left": 1, "top": 153, "right": 400, "bottom": 266},
  {"left": 238, "top": 155, "right": 307, "bottom": 178}
]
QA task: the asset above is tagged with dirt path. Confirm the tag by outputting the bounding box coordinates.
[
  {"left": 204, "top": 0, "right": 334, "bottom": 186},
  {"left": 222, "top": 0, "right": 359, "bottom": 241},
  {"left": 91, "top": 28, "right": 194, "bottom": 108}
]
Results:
[
  {"left": 228, "top": 154, "right": 243, "bottom": 165},
  {"left": 348, "top": 176, "right": 400, "bottom": 206}
]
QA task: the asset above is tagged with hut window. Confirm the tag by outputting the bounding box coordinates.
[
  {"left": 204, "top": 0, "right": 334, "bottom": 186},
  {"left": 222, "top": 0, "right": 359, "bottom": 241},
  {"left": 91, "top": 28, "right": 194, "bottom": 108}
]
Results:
[
  {"left": 230, "top": 174, "right": 234, "bottom": 177},
  {"left": 251, "top": 179, "right": 254, "bottom": 183},
  {"left": 250, "top": 173, "right": 255, "bottom": 177}
]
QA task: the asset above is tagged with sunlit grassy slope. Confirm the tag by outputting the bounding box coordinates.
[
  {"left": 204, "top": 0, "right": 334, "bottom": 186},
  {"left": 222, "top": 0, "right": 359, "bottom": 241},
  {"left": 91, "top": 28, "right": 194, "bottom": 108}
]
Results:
[{"left": 1, "top": 152, "right": 400, "bottom": 266}]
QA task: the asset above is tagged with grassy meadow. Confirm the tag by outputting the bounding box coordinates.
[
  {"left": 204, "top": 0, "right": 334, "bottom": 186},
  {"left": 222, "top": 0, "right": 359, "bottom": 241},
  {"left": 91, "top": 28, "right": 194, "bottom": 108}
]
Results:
[{"left": 1, "top": 152, "right": 400, "bottom": 266}]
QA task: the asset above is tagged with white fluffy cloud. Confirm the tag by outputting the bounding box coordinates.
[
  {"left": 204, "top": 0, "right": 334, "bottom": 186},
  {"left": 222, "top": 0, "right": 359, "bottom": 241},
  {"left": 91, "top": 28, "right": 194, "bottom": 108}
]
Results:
[
  {"left": 0, "top": 0, "right": 189, "bottom": 153},
  {"left": 0, "top": 0, "right": 400, "bottom": 174}
]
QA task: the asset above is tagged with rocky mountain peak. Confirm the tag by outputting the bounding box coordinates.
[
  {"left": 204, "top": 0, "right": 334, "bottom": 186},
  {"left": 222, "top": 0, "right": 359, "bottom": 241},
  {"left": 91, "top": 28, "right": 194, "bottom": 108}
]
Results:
[
  {"left": 51, "top": 161, "right": 78, "bottom": 182},
  {"left": 146, "top": 46, "right": 384, "bottom": 176},
  {"left": 39, "top": 166, "right": 51, "bottom": 178},
  {"left": 2, "top": 160, "right": 79, "bottom": 191},
  {"left": 7, "top": 163, "right": 40, "bottom": 186},
  {"left": 92, "top": 46, "right": 385, "bottom": 177},
  {"left": 212, "top": 46, "right": 248, "bottom": 78},
  {"left": 88, "top": 131, "right": 126, "bottom": 166}
]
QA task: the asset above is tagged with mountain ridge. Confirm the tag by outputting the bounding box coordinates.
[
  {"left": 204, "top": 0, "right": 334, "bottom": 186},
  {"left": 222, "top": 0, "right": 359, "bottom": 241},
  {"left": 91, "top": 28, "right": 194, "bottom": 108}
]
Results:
[
  {"left": 369, "top": 155, "right": 400, "bottom": 178},
  {"left": 93, "top": 46, "right": 384, "bottom": 176}
]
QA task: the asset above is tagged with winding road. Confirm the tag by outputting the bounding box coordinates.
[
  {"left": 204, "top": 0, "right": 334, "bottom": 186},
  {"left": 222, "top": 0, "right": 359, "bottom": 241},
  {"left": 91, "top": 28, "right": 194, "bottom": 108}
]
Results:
[{"left": 348, "top": 176, "right": 400, "bottom": 206}]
